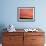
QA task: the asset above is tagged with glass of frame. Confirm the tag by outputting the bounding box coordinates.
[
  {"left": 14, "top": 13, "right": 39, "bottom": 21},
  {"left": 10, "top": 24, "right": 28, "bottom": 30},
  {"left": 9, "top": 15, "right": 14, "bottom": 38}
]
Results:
[{"left": 17, "top": 7, "right": 35, "bottom": 22}]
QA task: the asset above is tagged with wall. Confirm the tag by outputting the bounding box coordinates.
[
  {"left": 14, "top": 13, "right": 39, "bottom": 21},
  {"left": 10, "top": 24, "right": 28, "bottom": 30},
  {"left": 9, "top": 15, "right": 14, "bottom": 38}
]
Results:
[
  {"left": 0, "top": 0, "right": 46, "bottom": 29},
  {"left": 0, "top": 0, "right": 46, "bottom": 43}
]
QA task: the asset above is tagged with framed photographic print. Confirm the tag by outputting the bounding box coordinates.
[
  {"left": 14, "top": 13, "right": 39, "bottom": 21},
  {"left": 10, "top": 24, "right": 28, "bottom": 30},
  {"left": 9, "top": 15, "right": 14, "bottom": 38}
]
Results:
[{"left": 17, "top": 7, "right": 35, "bottom": 22}]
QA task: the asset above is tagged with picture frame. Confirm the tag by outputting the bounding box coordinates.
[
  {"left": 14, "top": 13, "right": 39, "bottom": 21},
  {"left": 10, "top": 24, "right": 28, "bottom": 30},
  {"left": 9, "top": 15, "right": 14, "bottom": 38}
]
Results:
[{"left": 17, "top": 7, "right": 35, "bottom": 22}]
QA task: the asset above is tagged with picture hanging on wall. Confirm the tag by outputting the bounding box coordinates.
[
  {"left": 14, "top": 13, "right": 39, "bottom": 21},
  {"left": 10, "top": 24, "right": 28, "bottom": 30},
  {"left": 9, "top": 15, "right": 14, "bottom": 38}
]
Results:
[{"left": 17, "top": 7, "right": 35, "bottom": 22}]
